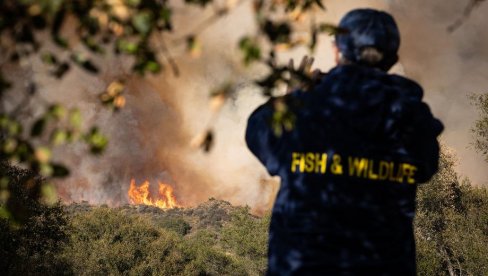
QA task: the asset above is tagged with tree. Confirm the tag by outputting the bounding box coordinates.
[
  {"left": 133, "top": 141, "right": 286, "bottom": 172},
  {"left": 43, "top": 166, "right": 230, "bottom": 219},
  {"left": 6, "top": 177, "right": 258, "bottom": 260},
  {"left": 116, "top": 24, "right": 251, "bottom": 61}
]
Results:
[
  {"left": 471, "top": 93, "right": 488, "bottom": 162},
  {"left": 415, "top": 147, "right": 488, "bottom": 275}
]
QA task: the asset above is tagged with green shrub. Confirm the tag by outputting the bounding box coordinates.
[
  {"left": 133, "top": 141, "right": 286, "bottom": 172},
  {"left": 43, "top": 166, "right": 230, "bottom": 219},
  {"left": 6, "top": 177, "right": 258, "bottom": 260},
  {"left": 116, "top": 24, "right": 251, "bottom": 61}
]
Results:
[
  {"left": 221, "top": 207, "right": 270, "bottom": 274},
  {"left": 157, "top": 217, "right": 191, "bottom": 236},
  {"left": 61, "top": 207, "right": 251, "bottom": 275},
  {"left": 415, "top": 149, "right": 488, "bottom": 275}
]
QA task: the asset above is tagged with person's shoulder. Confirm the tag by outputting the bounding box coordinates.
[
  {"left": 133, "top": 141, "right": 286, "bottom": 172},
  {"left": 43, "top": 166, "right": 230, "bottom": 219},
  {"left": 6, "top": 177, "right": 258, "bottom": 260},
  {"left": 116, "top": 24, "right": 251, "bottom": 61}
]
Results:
[{"left": 387, "top": 74, "right": 424, "bottom": 100}]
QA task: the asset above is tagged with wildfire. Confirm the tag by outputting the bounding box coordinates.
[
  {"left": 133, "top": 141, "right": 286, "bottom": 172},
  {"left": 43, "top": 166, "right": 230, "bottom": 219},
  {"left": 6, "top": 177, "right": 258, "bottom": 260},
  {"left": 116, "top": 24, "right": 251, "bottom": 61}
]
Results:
[{"left": 128, "top": 179, "right": 180, "bottom": 209}]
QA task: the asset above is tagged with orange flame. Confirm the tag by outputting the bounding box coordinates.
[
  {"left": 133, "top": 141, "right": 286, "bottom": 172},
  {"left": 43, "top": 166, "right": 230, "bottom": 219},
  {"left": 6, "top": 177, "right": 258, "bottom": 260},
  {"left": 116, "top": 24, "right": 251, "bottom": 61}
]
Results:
[{"left": 128, "top": 179, "right": 180, "bottom": 209}]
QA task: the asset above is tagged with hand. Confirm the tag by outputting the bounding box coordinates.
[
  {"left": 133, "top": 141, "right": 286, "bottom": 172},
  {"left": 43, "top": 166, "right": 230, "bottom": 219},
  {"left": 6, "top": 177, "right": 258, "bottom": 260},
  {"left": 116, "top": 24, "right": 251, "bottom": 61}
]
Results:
[{"left": 286, "top": 55, "right": 321, "bottom": 94}]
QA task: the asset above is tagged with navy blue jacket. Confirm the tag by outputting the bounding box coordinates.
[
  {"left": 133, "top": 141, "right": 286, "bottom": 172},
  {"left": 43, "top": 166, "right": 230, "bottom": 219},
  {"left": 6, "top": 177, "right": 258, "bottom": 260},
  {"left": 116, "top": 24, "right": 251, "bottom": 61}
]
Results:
[{"left": 246, "top": 64, "right": 443, "bottom": 275}]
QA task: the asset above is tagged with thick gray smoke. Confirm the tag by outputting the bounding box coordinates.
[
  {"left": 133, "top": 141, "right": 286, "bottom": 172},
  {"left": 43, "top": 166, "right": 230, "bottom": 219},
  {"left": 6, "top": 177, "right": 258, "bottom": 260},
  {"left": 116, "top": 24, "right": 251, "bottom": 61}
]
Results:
[{"left": 20, "top": 0, "right": 487, "bottom": 213}]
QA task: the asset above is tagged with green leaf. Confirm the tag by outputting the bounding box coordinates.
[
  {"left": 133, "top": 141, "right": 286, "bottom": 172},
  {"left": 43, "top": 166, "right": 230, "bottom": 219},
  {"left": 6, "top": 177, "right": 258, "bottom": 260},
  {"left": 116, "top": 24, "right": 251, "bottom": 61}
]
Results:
[
  {"left": 3, "top": 138, "right": 17, "bottom": 154},
  {"left": 41, "top": 183, "right": 58, "bottom": 205},
  {"left": 319, "top": 23, "right": 348, "bottom": 35},
  {"left": 0, "top": 206, "right": 12, "bottom": 220},
  {"left": 0, "top": 115, "right": 9, "bottom": 128},
  {"left": 48, "top": 104, "right": 66, "bottom": 119},
  {"left": 145, "top": 61, "right": 161, "bottom": 73},
  {"left": 8, "top": 121, "right": 22, "bottom": 136},
  {"left": 117, "top": 39, "right": 139, "bottom": 54},
  {"left": 158, "top": 7, "right": 172, "bottom": 30},
  {"left": 41, "top": 52, "right": 58, "bottom": 65},
  {"left": 82, "top": 36, "right": 105, "bottom": 53},
  {"left": 239, "top": 37, "right": 261, "bottom": 65},
  {"left": 40, "top": 163, "right": 53, "bottom": 176},
  {"left": 69, "top": 108, "right": 82, "bottom": 129},
  {"left": 132, "top": 11, "right": 153, "bottom": 35},
  {"left": 50, "top": 129, "right": 68, "bottom": 145},
  {"left": 85, "top": 127, "right": 108, "bottom": 154},
  {"left": 126, "top": 0, "right": 141, "bottom": 7}
]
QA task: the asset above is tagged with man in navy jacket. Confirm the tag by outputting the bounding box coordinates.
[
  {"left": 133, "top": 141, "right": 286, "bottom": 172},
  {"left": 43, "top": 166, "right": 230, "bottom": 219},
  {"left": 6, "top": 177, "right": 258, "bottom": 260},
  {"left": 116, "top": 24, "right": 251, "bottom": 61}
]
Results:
[{"left": 246, "top": 9, "right": 443, "bottom": 275}]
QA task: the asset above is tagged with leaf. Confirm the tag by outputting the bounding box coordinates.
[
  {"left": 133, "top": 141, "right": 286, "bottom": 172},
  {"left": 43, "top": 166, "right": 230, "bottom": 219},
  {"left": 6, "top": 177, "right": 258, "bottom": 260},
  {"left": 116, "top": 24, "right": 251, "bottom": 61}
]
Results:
[
  {"left": 238, "top": 37, "right": 261, "bottom": 65},
  {"left": 82, "top": 36, "right": 105, "bottom": 53},
  {"left": 40, "top": 163, "right": 53, "bottom": 177},
  {"left": 185, "top": 0, "right": 213, "bottom": 7},
  {"left": 48, "top": 104, "right": 66, "bottom": 119},
  {"left": 314, "top": 0, "right": 326, "bottom": 10},
  {"left": 41, "top": 183, "right": 58, "bottom": 205},
  {"left": 51, "top": 62, "right": 70, "bottom": 78},
  {"left": 7, "top": 121, "right": 21, "bottom": 136},
  {"left": 51, "top": 164, "right": 70, "bottom": 177},
  {"left": 133, "top": 50, "right": 162, "bottom": 75},
  {"left": 126, "top": 0, "right": 141, "bottom": 7},
  {"left": 158, "top": 6, "right": 172, "bottom": 30},
  {"left": 186, "top": 36, "right": 202, "bottom": 58},
  {"left": 0, "top": 206, "right": 12, "bottom": 220},
  {"left": 50, "top": 129, "right": 68, "bottom": 145},
  {"left": 31, "top": 118, "right": 46, "bottom": 137},
  {"left": 319, "top": 23, "right": 348, "bottom": 35},
  {"left": 0, "top": 72, "right": 11, "bottom": 94},
  {"left": 69, "top": 108, "right": 82, "bottom": 129},
  {"left": 35, "top": 147, "right": 52, "bottom": 164},
  {"left": 263, "top": 20, "right": 292, "bottom": 44},
  {"left": 71, "top": 53, "right": 99, "bottom": 73},
  {"left": 116, "top": 39, "right": 139, "bottom": 54},
  {"left": 51, "top": 8, "right": 69, "bottom": 48},
  {"left": 3, "top": 138, "right": 17, "bottom": 154},
  {"left": 85, "top": 127, "right": 108, "bottom": 154},
  {"left": 41, "top": 52, "right": 58, "bottom": 65},
  {"left": 190, "top": 129, "right": 214, "bottom": 152},
  {"left": 144, "top": 61, "right": 161, "bottom": 73},
  {"left": 132, "top": 11, "right": 153, "bottom": 35}
]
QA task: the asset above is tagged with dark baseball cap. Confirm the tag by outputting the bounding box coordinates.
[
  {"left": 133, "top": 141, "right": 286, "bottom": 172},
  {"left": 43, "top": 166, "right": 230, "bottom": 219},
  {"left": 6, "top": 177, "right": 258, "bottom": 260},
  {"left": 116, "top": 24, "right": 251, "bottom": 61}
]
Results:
[{"left": 335, "top": 8, "right": 400, "bottom": 71}]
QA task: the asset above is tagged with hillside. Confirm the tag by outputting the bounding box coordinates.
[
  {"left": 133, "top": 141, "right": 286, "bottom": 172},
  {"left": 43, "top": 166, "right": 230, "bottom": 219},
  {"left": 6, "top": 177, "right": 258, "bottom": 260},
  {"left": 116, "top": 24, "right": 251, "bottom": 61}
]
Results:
[{"left": 1, "top": 152, "right": 488, "bottom": 275}]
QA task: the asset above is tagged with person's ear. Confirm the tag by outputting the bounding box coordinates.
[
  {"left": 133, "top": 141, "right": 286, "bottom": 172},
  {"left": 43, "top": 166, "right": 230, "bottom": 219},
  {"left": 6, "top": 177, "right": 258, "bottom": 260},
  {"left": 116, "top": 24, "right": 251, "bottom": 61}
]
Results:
[{"left": 332, "top": 42, "right": 340, "bottom": 65}]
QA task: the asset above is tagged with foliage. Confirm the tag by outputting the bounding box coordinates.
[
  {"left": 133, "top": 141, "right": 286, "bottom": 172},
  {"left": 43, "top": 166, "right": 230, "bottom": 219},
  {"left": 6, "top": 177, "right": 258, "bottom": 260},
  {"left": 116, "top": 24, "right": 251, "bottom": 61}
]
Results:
[
  {"left": 415, "top": 148, "right": 488, "bottom": 275},
  {"left": 0, "top": 163, "right": 70, "bottom": 275},
  {"left": 156, "top": 216, "right": 192, "bottom": 236},
  {"left": 61, "top": 206, "right": 262, "bottom": 275},
  {"left": 0, "top": 0, "right": 336, "bottom": 219},
  {"left": 1, "top": 177, "right": 487, "bottom": 275},
  {"left": 471, "top": 93, "right": 488, "bottom": 162},
  {"left": 221, "top": 207, "right": 270, "bottom": 274}
]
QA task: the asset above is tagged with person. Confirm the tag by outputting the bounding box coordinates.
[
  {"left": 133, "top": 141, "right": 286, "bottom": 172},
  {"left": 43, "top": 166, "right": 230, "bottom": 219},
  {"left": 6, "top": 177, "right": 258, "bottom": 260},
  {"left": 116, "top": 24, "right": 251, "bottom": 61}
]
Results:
[{"left": 245, "top": 8, "right": 444, "bottom": 276}]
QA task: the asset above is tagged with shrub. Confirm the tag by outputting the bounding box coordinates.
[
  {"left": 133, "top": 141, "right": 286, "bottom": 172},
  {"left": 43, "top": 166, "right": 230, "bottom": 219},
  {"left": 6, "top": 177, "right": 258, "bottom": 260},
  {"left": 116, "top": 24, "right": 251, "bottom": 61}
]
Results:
[
  {"left": 0, "top": 163, "right": 70, "bottom": 275},
  {"left": 61, "top": 207, "right": 251, "bottom": 275}
]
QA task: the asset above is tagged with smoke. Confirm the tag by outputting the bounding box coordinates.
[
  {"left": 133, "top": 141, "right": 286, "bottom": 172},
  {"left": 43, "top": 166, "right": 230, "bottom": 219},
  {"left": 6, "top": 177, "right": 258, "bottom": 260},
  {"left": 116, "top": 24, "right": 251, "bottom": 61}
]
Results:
[
  {"left": 19, "top": 0, "right": 487, "bottom": 213},
  {"left": 386, "top": 0, "right": 488, "bottom": 185}
]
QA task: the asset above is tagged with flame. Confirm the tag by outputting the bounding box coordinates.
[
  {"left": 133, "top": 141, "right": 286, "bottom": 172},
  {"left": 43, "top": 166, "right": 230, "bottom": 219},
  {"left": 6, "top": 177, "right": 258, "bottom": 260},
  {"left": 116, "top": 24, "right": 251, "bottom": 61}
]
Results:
[{"left": 128, "top": 179, "right": 180, "bottom": 209}]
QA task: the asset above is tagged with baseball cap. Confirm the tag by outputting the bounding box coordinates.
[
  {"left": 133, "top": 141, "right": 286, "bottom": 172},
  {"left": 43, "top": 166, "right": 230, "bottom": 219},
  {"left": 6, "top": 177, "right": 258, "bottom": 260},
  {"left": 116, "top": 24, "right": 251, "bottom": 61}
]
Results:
[{"left": 335, "top": 8, "right": 400, "bottom": 71}]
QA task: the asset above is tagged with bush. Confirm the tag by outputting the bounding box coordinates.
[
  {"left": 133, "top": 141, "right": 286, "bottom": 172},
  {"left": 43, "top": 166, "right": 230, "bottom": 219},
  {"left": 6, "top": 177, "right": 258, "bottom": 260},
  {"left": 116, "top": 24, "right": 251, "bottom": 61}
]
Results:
[
  {"left": 221, "top": 207, "right": 270, "bottom": 274},
  {"left": 415, "top": 149, "right": 488, "bottom": 275},
  {"left": 0, "top": 163, "right": 70, "bottom": 275},
  {"left": 61, "top": 207, "right": 251, "bottom": 275},
  {"left": 157, "top": 217, "right": 191, "bottom": 236}
]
